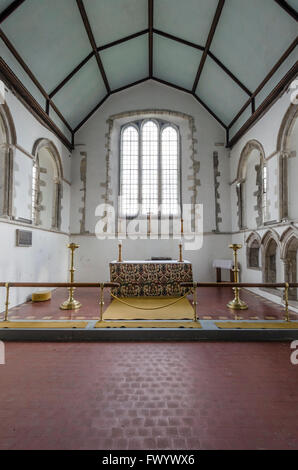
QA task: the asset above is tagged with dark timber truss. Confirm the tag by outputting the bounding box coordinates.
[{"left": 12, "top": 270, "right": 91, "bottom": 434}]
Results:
[{"left": 0, "top": 0, "right": 297, "bottom": 151}]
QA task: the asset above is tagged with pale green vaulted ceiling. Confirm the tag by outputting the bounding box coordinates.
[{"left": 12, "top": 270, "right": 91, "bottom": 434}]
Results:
[{"left": 0, "top": 0, "right": 297, "bottom": 149}]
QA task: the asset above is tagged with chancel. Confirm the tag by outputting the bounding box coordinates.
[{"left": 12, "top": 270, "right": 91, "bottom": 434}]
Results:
[{"left": 0, "top": 0, "right": 298, "bottom": 452}]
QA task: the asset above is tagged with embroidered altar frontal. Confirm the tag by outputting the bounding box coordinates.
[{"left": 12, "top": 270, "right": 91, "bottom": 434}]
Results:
[{"left": 110, "top": 261, "right": 193, "bottom": 297}]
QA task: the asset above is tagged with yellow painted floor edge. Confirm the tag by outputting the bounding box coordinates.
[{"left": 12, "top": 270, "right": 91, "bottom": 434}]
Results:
[
  {"left": 95, "top": 321, "right": 202, "bottom": 329},
  {"left": 215, "top": 322, "right": 298, "bottom": 329},
  {"left": 0, "top": 321, "right": 88, "bottom": 329}
]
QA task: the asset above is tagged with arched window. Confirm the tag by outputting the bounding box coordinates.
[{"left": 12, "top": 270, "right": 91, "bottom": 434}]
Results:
[
  {"left": 0, "top": 104, "right": 15, "bottom": 218},
  {"left": 236, "top": 140, "right": 266, "bottom": 229},
  {"left": 262, "top": 163, "right": 268, "bottom": 221},
  {"left": 120, "top": 125, "right": 139, "bottom": 217},
  {"left": 141, "top": 120, "right": 159, "bottom": 215},
  {"left": 119, "top": 119, "right": 180, "bottom": 218},
  {"left": 161, "top": 126, "right": 179, "bottom": 216},
  {"left": 31, "top": 158, "right": 39, "bottom": 224},
  {"left": 31, "top": 139, "right": 62, "bottom": 230}
]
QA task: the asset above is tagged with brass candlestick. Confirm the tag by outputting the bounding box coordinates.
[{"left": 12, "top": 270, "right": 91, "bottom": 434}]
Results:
[
  {"left": 227, "top": 243, "right": 248, "bottom": 311},
  {"left": 99, "top": 283, "right": 104, "bottom": 321},
  {"left": 60, "top": 243, "right": 82, "bottom": 310},
  {"left": 118, "top": 242, "right": 123, "bottom": 262},
  {"left": 284, "top": 282, "right": 290, "bottom": 322},
  {"left": 179, "top": 243, "right": 183, "bottom": 262}
]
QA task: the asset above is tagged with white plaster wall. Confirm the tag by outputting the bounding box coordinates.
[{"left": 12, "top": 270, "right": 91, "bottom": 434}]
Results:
[
  {"left": 230, "top": 87, "right": 298, "bottom": 303},
  {"left": 13, "top": 147, "right": 32, "bottom": 220},
  {"left": 0, "top": 88, "right": 72, "bottom": 310},
  {"left": 71, "top": 234, "right": 231, "bottom": 283},
  {"left": 61, "top": 181, "right": 70, "bottom": 233},
  {"left": 0, "top": 220, "right": 69, "bottom": 312},
  {"left": 71, "top": 80, "right": 231, "bottom": 282}
]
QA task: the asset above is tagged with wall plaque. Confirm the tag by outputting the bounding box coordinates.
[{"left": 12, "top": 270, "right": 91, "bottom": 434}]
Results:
[{"left": 16, "top": 229, "right": 32, "bottom": 247}]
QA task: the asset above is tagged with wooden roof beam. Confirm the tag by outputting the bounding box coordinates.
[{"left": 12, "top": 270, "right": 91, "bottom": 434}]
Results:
[
  {"left": 76, "top": 0, "right": 111, "bottom": 93},
  {"left": 0, "top": 28, "right": 73, "bottom": 132},
  {"left": 148, "top": 0, "right": 154, "bottom": 78},
  {"left": 0, "top": 0, "right": 26, "bottom": 24},
  {"left": 192, "top": 0, "right": 225, "bottom": 93},
  {"left": 274, "top": 0, "right": 298, "bottom": 22}
]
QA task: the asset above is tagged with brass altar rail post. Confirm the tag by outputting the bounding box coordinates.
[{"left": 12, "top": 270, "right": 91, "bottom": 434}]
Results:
[
  {"left": 99, "top": 283, "right": 104, "bottom": 321},
  {"left": 180, "top": 281, "right": 298, "bottom": 322},
  {"left": 0, "top": 282, "right": 119, "bottom": 323},
  {"left": 192, "top": 282, "right": 198, "bottom": 322},
  {"left": 284, "top": 282, "right": 290, "bottom": 322},
  {"left": 4, "top": 282, "right": 10, "bottom": 322}
]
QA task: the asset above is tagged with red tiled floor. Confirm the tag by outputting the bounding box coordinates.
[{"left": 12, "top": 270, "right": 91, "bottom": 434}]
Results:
[
  {"left": 3, "top": 286, "right": 297, "bottom": 321},
  {"left": 0, "top": 342, "right": 297, "bottom": 450}
]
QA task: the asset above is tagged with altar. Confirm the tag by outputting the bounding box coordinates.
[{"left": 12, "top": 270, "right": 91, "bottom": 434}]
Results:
[{"left": 110, "top": 260, "right": 193, "bottom": 297}]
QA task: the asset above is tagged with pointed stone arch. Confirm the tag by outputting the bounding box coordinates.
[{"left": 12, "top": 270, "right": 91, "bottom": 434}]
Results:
[
  {"left": 236, "top": 140, "right": 266, "bottom": 229},
  {"left": 261, "top": 229, "right": 281, "bottom": 285},
  {"left": 245, "top": 231, "right": 261, "bottom": 269},
  {"left": 32, "top": 138, "right": 63, "bottom": 180},
  {"left": 280, "top": 226, "right": 298, "bottom": 259},
  {"left": 237, "top": 140, "right": 265, "bottom": 182},
  {"left": 280, "top": 226, "right": 298, "bottom": 300},
  {"left": 276, "top": 104, "right": 298, "bottom": 221},
  {"left": 277, "top": 104, "right": 298, "bottom": 154}
]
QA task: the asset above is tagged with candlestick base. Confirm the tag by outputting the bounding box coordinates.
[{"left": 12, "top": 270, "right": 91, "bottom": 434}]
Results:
[
  {"left": 227, "top": 289, "right": 248, "bottom": 310},
  {"left": 60, "top": 297, "right": 82, "bottom": 310}
]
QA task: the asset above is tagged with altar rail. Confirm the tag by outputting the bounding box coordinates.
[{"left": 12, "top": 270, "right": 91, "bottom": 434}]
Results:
[
  {"left": 0, "top": 282, "right": 120, "bottom": 322},
  {"left": 0, "top": 281, "right": 297, "bottom": 323},
  {"left": 181, "top": 282, "right": 298, "bottom": 322}
]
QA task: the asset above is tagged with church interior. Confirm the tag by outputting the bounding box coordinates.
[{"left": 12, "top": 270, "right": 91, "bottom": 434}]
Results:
[{"left": 0, "top": 0, "right": 298, "bottom": 451}]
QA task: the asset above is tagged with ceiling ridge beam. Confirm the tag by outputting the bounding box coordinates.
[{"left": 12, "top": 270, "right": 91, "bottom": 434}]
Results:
[
  {"left": 110, "top": 77, "right": 150, "bottom": 95},
  {"left": 49, "top": 51, "right": 94, "bottom": 98},
  {"left": 76, "top": 0, "right": 111, "bottom": 93},
  {"left": 228, "top": 62, "right": 298, "bottom": 148},
  {"left": 0, "top": 58, "right": 73, "bottom": 150},
  {"left": 152, "top": 76, "right": 227, "bottom": 128},
  {"left": 153, "top": 29, "right": 204, "bottom": 51},
  {"left": 149, "top": 0, "right": 154, "bottom": 78},
  {"left": 98, "top": 29, "right": 149, "bottom": 52},
  {"left": 192, "top": 0, "right": 225, "bottom": 93},
  {"left": 228, "top": 37, "right": 298, "bottom": 129},
  {"left": 74, "top": 76, "right": 227, "bottom": 135},
  {"left": 274, "top": 0, "right": 298, "bottom": 21},
  {"left": 0, "top": 0, "right": 26, "bottom": 24},
  {"left": 0, "top": 28, "right": 73, "bottom": 132}
]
